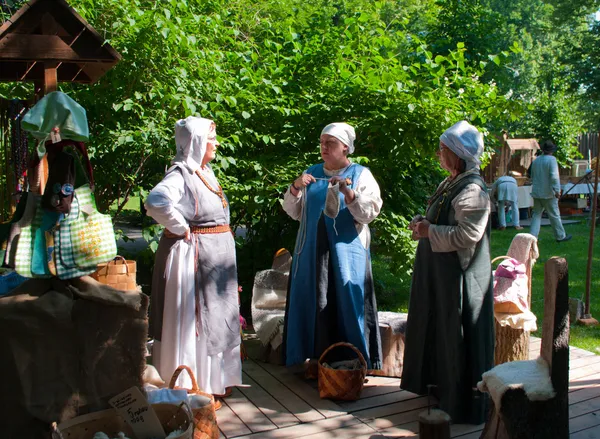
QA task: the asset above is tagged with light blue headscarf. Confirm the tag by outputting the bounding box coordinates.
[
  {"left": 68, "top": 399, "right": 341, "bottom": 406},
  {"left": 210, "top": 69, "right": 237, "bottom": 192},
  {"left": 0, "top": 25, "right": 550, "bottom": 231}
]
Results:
[{"left": 439, "top": 120, "right": 484, "bottom": 170}]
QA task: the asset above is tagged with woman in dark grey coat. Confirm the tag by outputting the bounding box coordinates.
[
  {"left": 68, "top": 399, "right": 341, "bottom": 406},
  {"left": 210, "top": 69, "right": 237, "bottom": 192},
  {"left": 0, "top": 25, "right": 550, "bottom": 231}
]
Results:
[{"left": 402, "top": 121, "right": 494, "bottom": 424}]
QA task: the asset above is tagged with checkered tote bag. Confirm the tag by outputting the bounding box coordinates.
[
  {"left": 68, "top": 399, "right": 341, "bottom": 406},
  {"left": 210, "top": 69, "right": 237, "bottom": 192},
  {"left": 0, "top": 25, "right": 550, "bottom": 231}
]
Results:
[
  {"left": 56, "top": 185, "right": 117, "bottom": 276},
  {"left": 54, "top": 189, "right": 93, "bottom": 279}
]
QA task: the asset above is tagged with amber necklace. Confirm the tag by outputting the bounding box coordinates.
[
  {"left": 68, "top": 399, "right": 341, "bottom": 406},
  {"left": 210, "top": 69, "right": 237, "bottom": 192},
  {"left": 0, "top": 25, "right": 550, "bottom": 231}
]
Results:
[{"left": 195, "top": 169, "right": 228, "bottom": 208}]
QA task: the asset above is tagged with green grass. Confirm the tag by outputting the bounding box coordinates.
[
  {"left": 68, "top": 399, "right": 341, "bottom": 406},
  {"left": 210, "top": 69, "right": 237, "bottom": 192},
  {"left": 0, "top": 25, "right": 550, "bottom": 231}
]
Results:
[
  {"left": 491, "top": 218, "right": 600, "bottom": 354},
  {"left": 374, "top": 217, "right": 600, "bottom": 354}
]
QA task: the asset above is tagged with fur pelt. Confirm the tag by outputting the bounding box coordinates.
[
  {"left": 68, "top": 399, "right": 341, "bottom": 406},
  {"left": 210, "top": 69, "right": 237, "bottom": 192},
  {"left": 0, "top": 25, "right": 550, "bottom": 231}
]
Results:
[{"left": 477, "top": 357, "right": 555, "bottom": 411}]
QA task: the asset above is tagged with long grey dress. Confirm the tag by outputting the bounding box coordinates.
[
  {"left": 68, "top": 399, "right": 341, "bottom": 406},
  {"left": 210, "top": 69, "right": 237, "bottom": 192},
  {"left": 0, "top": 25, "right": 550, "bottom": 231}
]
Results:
[{"left": 401, "top": 173, "right": 494, "bottom": 425}]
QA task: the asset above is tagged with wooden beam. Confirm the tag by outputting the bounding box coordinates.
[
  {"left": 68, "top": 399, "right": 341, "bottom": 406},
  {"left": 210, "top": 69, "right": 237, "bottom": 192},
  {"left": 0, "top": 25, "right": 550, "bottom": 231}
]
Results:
[
  {"left": 0, "top": 34, "right": 115, "bottom": 62},
  {"left": 44, "top": 62, "right": 57, "bottom": 94}
]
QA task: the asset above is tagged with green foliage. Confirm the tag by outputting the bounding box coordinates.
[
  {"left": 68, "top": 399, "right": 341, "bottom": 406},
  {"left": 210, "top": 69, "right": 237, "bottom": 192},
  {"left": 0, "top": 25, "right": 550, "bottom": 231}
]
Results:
[
  {"left": 3, "top": 0, "right": 594, "bottom": 302},
  {"left": 4, "top": 0, "right": 512, "bottom": 295}
]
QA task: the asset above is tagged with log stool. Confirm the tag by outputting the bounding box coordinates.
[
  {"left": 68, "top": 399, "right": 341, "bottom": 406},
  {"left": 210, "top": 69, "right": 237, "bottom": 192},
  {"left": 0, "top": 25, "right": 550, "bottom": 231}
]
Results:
[
  {"left": 478, "top": 257, "right": 569, "bottom": 439},
  {"left": 370, "top": 312, "right": 407, "bottom": 377},
  {"left": 493, "top": 233, "right": 539, "bottom": 366}
]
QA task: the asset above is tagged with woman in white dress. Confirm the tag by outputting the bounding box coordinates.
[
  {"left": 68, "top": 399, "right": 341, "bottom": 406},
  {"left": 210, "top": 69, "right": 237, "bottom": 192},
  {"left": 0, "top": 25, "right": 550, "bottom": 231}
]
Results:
[{"left": 145, "top": 116, "right": 241, "bottom": 396}]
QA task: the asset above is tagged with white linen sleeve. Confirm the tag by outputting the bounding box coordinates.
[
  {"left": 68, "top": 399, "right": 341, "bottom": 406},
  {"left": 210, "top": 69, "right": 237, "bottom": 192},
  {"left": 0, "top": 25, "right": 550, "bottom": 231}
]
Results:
[
  {"left": 346, "top": 168, "right": 383, "bottom": 224},
  {"left": 282, "top": 184, "right": 303, "bottom": 221},
  {"left": 428, "top": 183, "right": 490, "bottom": 252},
  {"left": 144, "top": 171, "right": 189, "bottom": 236}
]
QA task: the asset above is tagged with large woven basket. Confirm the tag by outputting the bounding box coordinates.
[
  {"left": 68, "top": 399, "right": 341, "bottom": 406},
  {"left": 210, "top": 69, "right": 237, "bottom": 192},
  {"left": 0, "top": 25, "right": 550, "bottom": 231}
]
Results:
[
  {"left": 58, "top": 403, "right": 193, "bottom": 439},
  {"left": 169, "top": 365, "right": 220, "bottom": 439},
  {"left": 318, "top": 342, "right": 367, "bottom": 401},
  {"left": 92, "top": 256, "right": 137, "bottom": 291}
]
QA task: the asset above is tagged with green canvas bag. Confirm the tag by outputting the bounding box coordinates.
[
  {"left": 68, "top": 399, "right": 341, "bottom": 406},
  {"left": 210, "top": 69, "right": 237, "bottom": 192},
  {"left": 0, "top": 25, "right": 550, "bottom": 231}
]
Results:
[{"left": 55, "top": 185, "right": 116, "bottom": 274}]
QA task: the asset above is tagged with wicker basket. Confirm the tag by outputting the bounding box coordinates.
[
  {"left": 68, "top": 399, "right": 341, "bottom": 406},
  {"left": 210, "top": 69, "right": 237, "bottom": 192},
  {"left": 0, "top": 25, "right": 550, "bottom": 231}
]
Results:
[
  {"left": 58, "top": 403, "right": 193, "bottom": 439},
  {"left": 92, "top": 256, "right": 137, "bottom": 291},
  {"left": 318, "top": 342, "right": 367, "bottom": 401},
  {"left": 169, "top": 365, "right": 220, "bottom": 439}
]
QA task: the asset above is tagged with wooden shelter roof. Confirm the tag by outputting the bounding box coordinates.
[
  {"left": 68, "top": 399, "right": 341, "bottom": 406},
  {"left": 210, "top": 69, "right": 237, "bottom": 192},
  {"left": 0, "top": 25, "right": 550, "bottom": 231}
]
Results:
[
  {"left": 505, "top": 138, "right": 540, "bottom": 151},
  {"left": 0, "top": 0, "right": 121, "bottom": 84}
]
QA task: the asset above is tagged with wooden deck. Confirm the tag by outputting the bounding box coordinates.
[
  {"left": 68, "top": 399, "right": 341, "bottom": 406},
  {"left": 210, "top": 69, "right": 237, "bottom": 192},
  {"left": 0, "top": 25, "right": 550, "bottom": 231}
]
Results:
[{"left": 215, "top": 337, "right": 600, "bottom": 438}]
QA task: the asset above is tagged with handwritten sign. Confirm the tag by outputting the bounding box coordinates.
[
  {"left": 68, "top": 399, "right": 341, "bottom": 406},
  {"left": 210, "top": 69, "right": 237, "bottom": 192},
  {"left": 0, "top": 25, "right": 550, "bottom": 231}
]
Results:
[{"left": 109, "top": 387, "right": 166, "bottom": 439}]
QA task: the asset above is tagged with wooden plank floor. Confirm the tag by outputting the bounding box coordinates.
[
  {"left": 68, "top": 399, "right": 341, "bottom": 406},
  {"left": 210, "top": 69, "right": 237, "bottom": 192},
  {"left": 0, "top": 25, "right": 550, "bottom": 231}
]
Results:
[{"left": 216, "top": 337, "right": 600, "bottom": 438}]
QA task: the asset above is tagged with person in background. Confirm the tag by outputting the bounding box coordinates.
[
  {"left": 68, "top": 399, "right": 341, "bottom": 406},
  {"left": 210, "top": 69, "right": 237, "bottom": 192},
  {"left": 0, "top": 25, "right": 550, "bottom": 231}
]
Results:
[
  {"left": 145, "top": 117, "right": 241, "bottom": 399},
  {"left": 282, "top": 122, "right": 383, "bottom": 377},
  {"left": 528, "top": 140, "right": 572, "bottom": 242},
  {"left": 492, "top": 171, "right": 523, "bottom": 231},
  {"left": 402, "top": 120, "right": 494, "bottom": 425}
]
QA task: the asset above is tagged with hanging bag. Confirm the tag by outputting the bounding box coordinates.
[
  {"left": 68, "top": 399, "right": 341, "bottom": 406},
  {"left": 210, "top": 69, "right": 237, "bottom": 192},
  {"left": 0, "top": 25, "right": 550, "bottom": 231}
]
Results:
[
  {"left": 13, "top": 194, "right": 48, "bottom": 278},
  {"left": 53, "top": 184, "right": 116, "bottom": 278}
]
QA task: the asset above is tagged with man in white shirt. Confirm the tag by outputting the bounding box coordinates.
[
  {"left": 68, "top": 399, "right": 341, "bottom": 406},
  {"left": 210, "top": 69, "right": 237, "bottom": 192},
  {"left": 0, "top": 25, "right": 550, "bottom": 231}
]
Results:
[{"left": 529, "top": 140, "right": 571, "bottom": 242}]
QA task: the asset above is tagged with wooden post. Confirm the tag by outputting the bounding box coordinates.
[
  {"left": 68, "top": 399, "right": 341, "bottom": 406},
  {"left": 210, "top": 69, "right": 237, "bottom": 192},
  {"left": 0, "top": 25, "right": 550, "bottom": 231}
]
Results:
[
  {"left": 419, "top": 409, "right": 451, "bottom": 439},
  {"left": 584, "top": 148, "right": 600, "bottom": 319},
  {"left": 44, "top": 62, "right": 58, "bottom": 95}
]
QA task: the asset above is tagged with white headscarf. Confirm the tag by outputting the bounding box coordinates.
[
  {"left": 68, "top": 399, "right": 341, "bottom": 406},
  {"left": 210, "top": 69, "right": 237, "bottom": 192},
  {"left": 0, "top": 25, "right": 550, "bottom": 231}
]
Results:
[
  {"left": 439, "top": 120, "right": 484, "bottom": 170},
  {"left": 321, "top": 122, "right": 356, "bottom": 154},
  {"left": 171, "top": 116, "right": 214, "bottom": 173}
]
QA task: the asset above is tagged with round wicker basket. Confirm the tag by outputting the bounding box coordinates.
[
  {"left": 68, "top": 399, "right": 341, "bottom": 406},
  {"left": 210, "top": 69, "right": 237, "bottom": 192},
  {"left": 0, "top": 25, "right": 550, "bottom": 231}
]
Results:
[
  {"left": 169, "top": 365, "right": 220, "bottom": 439},
  {"left": 317, "top": 342, "right": 367, "bottom": 401}
]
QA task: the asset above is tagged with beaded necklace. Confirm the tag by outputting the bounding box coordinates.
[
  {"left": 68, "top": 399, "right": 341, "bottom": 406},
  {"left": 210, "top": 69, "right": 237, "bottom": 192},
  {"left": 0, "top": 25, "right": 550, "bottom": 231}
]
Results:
[{"left": 195, "top": 169, "right": 228, "bottom": 208}]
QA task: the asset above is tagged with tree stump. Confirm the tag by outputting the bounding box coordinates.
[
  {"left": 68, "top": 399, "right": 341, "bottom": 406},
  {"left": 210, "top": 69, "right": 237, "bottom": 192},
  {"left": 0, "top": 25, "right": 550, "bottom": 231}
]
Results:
[
  {"left": 494, "top": 321, "right": 530, "bottom": 365},
  {"left": 369, "top": 321, "right": 406, "bottom": 377}
]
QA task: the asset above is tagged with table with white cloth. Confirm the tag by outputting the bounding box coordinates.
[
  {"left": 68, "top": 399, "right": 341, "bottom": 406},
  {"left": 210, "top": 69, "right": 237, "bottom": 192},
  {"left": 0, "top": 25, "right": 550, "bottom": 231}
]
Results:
[
  {"left": 517, "top": 186, "right": 533, "bottom": 208},
  {"left": 561, "top": 182, "right": 600, "bottom": 195}
]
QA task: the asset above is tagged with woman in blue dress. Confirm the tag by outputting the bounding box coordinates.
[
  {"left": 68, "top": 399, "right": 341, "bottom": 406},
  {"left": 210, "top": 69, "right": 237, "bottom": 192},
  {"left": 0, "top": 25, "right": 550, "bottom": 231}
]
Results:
[{"left": 282, "top": 122, "right": 383, "bottom": 373}]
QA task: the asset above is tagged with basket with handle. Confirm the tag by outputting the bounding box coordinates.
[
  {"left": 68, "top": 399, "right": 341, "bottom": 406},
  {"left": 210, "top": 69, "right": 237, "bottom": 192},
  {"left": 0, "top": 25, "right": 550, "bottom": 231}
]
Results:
[
  {"left": 92, "top": 255, "right": 137, "bottom": 291},
  {"left": 58, "top": 402, "right": 193, "bottom": 439},
  {"left": 318, "top": 342, "right": 367, "bottom": 401},
  {"left": 169, "top": 365, "right": 220, "bottom": 439}
]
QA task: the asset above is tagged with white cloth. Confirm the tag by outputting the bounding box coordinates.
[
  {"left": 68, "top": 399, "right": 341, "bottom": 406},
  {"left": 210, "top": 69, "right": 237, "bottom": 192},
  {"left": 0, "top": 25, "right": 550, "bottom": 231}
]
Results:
[
  {"left": 439, "top": 121, "right": 484, "bottom": 170},
  {"left": 171, "top": 116, "right": 213, "bottom": 173},
  {"left": 251, "top": 270, "right": 288, "bottom": 349},
  {"left": 494, "top": 311, "right": 537, "bottom": 331},
  {"left": 321, "top": 122, "right": 356, "bottom": 154},
  {"left": 428, "top": 171, "right": 491, "bottom": 270},
  {"left": 282, "top": 166, "right": 382, "bottom": 248}
]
